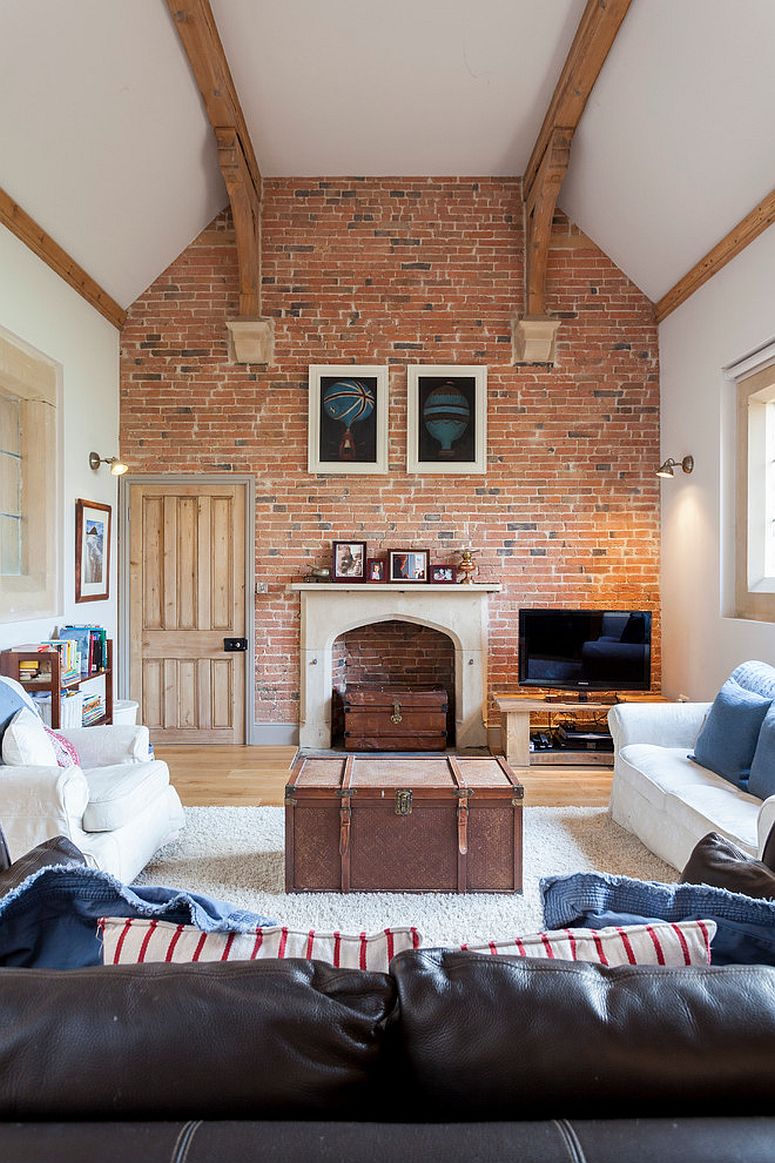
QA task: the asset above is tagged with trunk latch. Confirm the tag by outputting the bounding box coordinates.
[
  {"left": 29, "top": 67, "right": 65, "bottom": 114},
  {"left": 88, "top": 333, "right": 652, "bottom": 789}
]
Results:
[
  {"left": 390, "top": 701, "right": 403, "bottom": 724},
  {"left": 395, "top": 788, "right": 413, "bottom": 816}
]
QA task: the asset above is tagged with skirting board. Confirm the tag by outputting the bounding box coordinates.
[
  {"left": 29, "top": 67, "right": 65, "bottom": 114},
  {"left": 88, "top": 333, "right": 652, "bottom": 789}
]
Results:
[{"left": 250, "top": 722, "right": 299, "bottom": 746}]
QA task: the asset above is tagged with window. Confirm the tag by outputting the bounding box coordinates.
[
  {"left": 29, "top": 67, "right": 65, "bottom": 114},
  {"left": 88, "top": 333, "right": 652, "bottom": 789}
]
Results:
[
  {"left": 0, "top": 329, "right": 59, "bottom": 622},
  {"left": 735, "top": 361, "right": 775, "bottom": 621}
]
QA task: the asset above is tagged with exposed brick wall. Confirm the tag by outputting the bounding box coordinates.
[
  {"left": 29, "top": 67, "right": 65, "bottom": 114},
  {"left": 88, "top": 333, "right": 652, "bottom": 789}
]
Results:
[
  {"left": 120, "top": 178, "right": 660, "bottom": 729},
  {"left": 331, "top": 621, "right": 456, "bottom": 743}
]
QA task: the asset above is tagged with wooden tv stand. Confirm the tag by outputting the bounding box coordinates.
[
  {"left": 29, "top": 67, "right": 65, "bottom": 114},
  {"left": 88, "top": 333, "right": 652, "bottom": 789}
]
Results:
[{"left": 495, "top": 696, "right": 614, "bottom": 768}]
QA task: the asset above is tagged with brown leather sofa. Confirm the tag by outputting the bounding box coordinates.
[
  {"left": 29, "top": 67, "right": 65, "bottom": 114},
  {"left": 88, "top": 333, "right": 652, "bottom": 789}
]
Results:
[{"left": 1, "top": 948, "right": 774, "bottom": 1161}]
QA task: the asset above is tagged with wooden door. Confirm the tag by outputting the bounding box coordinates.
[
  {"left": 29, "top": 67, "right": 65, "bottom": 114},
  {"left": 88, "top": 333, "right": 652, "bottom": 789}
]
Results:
[{"left": 128, "top": 482, "right": 247, "bottom": 743}]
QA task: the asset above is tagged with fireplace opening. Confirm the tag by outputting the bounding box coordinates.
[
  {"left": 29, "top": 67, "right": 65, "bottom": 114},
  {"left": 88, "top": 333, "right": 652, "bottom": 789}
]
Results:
[{"left": 331, "top": 620, "right": 456, "bottom": 748}]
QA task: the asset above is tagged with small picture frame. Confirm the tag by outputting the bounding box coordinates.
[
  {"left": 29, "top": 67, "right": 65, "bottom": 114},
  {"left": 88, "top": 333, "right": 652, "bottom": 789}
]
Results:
[
  {"left": 75, "top": 499, "right": 111, "bottom": 603},
  {"left": 430, "top": 564, "right": 458, "bottom": 584},
  {"left": 332, "top": 540, "right": 367, "bottom": 582},
  {"left": 367, "top": 558, "right": 386, "bottom": 582},
  {"left": 388, "top": 549, "right": 429, "bottom": 584},
  {"left": 308, "top": 365, "right": 389, "bottom": 474},
  {"left": 407, "top": 364, "right": 487, "bottom": 474}
]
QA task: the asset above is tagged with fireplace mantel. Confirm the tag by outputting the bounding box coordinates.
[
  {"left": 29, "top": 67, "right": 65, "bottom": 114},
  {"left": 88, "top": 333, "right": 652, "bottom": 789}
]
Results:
[
  {"left": 291, "top": 583, "right": 501, "bottom": 592},
  {"left": 291, "top": 582, "right": 501, "bottom": 749}
]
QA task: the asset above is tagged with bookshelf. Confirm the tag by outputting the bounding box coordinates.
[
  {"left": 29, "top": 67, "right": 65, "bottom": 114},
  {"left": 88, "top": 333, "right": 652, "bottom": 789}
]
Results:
[{"left": 0, "top": 639, "right": 113, "bottom": 729}]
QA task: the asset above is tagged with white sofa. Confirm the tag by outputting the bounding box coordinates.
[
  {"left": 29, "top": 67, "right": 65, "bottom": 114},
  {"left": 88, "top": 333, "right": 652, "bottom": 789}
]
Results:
[
  {"left": 609, "top": 700, "right": 775, "bottom": 871},
  {"left": 0, "top": 722, "right": 184, "bottom": 882}
]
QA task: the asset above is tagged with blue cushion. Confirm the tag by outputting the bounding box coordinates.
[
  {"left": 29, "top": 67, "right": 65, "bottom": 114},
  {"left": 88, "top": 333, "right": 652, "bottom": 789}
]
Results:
[
  {"left": 0, "top": 680, "right": 32, "bottom": 748},
  {"left": 691, "top": 677, "right": 771, "bottom": 787},
  {"left": 542, "top": 871, "right": 775, "bottom": 966},
  {"left": 749, "top": 704, "right": 775, "bottom": 800}
]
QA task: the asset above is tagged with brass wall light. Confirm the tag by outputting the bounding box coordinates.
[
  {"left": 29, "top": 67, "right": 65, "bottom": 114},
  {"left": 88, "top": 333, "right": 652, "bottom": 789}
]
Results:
[
  {"left": 89, "top": 451, "right": 128, "bottom": 476},
  {"left": 656, "top": 455, "right": 694, "bottom": 479}
]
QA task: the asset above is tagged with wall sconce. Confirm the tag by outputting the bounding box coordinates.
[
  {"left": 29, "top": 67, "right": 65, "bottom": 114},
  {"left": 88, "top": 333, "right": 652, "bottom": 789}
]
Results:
[
  {"left": 89, "top": 451, "right": 128, "bottom": 476},
  {"left": 656, "top": 454, "right": 694, "bottom": 479}
]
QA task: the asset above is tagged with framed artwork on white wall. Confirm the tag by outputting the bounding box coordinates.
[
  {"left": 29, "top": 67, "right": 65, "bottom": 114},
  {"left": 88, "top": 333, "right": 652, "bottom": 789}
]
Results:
[
  {"left": 308, "top": 365, "right": 389, "bottom": 474},
  {"left": 406, "top": 364, "right": 487, "bottom": 474}
]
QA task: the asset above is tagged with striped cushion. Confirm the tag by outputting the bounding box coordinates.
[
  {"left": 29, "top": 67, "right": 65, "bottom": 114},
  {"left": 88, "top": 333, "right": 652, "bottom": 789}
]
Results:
[
  {"left": 460, "top": 920, "right": 716, "bottom": 967},
  {"left": 99, "top": 917, "right": 422, "bottom": 973}
]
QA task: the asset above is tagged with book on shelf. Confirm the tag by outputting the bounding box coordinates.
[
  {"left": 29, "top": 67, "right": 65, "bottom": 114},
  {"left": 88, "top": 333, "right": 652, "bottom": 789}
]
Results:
[
  {"left": 40, "top": 639, "right": 80, "bottom": 684},
  {"left": 59, "top": 625, "right": 108, "bottom": 676}
]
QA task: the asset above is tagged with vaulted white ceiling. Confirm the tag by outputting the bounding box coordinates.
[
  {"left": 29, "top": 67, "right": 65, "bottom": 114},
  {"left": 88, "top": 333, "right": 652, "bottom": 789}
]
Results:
[{"left": 1, "top": 0, "right": 773, "bottom": 312}]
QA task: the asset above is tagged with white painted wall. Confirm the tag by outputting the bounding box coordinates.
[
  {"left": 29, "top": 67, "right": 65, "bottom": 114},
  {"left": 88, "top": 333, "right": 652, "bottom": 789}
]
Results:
[
  {"left": 0, "top": 224, "right": 119, "bottom": 650},
  {"left": 659, "top": 222, "right": 775, "bottom": 699}
]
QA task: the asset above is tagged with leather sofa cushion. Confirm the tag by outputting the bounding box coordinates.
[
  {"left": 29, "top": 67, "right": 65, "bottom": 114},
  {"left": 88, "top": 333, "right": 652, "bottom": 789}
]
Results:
[
  {"left": 0, "top": 960, "right": 395, "bottom": 1119},
  {"left": 82, "top": 760, "right": 169, "bottom": 831},
  {"left": 390, "top": 948, "right": 775, "bottom": 1121},
  {"left": 681, "top": 832, "right": 775, "bottom": 898}
]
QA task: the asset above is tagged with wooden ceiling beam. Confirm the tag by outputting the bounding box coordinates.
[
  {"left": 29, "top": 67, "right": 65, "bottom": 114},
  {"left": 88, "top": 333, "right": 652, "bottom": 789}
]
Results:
[
  {"left": 656, "top": 187, "right": 775, "bottom": 323},
  {"left": 523, "top": 0, "right": 632, "bottom": 207},
  {"left": 515, "top": 0, "right": 631, "bottom": 362},
  {"left": 0, "top": 186, "right": 126, "bottom": 329},
  {"left": 216, "top": 127, "right": 261, "bottom": 318},
  {"left": 167, "top": 1, "right": 273, "bottom": 360},
  {"left": 166, "top": 0, "right": 262, "bottom": 204},
  {"left": 525, "top": 128, "right": 572, "bottom": 317}
]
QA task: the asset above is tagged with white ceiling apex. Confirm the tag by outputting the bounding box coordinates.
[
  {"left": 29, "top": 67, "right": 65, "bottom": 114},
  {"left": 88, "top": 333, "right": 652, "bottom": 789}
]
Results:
[
  {"left": 0, "top": 0, "right": 226, "bottom": 309},
  {"left": 560, "top": 0, "right": 775, "bottom": 304},
  {"left": 210, "top": 0, "right": 586, "bottom": 176}
]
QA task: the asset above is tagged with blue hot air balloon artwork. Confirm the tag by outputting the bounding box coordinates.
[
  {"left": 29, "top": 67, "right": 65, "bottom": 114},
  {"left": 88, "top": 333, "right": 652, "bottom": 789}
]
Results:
[
  {"left": 421, "top": 380, "right": 472, "bottom": 460},
  {"left": 320, "top": 377, "right": 376, "bottom": 462}
]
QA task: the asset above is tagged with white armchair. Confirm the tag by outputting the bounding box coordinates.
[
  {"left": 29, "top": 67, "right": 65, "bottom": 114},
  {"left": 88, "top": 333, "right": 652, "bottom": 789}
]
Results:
[{"left": 0, "top": 720, "right": 184, "bottom": 882}]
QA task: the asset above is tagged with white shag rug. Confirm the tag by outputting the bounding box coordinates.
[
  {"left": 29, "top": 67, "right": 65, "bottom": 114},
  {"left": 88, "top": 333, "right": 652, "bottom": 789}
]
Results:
[{"left": 135, "top": 806, "right": 676, "bottom": 946}]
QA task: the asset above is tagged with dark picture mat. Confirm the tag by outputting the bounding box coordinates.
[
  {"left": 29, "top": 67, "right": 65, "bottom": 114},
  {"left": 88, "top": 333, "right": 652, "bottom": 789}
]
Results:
[
  {"left": 318, "top": 375, "right": 379, "bottom": 464},
  {"left": 417, "top": 375, "right": 476, "bottom": 464}
]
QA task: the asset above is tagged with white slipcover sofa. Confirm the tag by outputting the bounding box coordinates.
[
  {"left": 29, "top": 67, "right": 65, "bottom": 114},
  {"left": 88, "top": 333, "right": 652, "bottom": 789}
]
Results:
[
  {"left": 0, "top": 704, "right": 184, "bottom": 882},
  {"left": 609, "top": 696, "right": 775, "bottom": 872}
]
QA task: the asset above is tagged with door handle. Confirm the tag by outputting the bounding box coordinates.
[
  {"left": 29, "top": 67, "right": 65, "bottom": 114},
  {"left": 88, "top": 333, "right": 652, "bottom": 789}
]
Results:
[{"left": 223, "top": 637, "right": 248, "bottom": 652}]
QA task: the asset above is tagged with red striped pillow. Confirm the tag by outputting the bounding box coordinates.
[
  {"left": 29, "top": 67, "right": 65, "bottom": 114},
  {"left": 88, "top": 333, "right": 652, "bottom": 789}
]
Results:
[
  {"left": 99, "top": 918, "right": 422, "bottom": 973},
  {"left": 459, "top": 920, "right": 716, "bottom": 967}
]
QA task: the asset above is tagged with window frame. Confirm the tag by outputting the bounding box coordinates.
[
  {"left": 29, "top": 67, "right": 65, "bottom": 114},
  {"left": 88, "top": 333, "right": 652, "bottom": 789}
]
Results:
[{"left": 735, "top": 361, "right": 775, "bottom": 621}]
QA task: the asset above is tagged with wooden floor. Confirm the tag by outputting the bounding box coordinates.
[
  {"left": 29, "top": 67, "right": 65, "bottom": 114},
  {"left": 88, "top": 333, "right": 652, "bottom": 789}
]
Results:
[{"left": 154, "top": 744, "right": 613, "bottom": 808}]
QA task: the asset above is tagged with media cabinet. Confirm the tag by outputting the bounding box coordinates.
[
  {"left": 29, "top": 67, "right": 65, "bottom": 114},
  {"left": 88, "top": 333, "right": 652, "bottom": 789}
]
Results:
[
  {"left": 496, "top": 694, "right": 669, "bottom": 767},
  {"left": 495, "top": 696, "right": 614, "bottom": 768}
]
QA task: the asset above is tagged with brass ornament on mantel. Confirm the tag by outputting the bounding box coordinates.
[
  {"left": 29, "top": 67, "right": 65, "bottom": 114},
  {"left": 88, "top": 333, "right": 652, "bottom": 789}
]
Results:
[{"left": 456, "top": 548, "right": 478, "bottom": 584}]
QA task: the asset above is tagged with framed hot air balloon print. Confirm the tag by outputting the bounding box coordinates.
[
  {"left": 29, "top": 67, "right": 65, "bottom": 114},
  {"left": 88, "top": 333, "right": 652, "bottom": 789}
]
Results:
[
  {"left": 406, "top": 365, "right": 487, "bottom": 474},
  {"left": 308, "top": 365, "right": 389, "bottom": 474}
]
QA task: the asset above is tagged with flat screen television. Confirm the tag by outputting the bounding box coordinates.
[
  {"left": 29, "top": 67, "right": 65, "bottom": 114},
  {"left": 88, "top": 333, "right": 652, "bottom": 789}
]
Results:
[{"left": 518, "top": 608, "right": 652, "bottom": 692}]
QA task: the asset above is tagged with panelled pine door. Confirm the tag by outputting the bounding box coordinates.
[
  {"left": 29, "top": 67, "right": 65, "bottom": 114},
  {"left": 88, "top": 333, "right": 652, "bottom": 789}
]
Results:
[{"left": 128, "top": 482, "right": 247, "bottom": 744}]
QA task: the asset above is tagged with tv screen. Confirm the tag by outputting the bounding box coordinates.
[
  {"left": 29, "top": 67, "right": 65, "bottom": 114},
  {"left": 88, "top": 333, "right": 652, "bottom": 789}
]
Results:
[{"left": 518, "top": 609, "right": 652, "bottom": 692}]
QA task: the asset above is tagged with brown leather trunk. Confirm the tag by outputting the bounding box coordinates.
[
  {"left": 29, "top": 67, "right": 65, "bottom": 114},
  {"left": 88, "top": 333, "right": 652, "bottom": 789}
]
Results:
[
  {"left": 343, "top": 687, "right": 447, "bottom": 751},
  {"left": 285, "top": 754, "right": 523, "bottom": 894}
]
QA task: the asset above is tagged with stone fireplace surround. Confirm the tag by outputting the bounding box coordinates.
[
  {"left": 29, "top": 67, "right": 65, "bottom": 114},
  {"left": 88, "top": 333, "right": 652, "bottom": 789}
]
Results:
[{"left": 291, "top": 583, "right": 500, "bottom": 750}]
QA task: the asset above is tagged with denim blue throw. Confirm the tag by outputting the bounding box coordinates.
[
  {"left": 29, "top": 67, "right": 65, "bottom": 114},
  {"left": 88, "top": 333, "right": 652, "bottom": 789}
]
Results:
[
  {"left": 0, "top": 859, "right": 277, "bottom": 970},
  {"left": 542, "top": 871, "right": 775, "bottom": 966}
]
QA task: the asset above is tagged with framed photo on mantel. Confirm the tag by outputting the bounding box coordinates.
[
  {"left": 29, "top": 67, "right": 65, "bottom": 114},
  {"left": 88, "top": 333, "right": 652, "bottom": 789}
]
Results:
[
  {"left": 308, "top": 365, "right": 389, "bottom": 474},
  {"left": 406, "top": 364, "right": 487, "bottom": 474}
]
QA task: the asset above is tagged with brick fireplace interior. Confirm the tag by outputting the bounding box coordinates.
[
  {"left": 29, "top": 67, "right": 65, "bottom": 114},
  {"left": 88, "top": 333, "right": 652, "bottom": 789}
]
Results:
[{"left": 331, "top": 620, "right": 456, "bottom": 747}]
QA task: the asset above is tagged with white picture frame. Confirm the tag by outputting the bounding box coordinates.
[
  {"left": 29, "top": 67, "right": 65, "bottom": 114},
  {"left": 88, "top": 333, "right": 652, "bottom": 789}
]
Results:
[
  {"left": 406, "top": 364, "right": 487, "bottom": 474},
  {"left": 308, "top": 364, "right": 389, "bottom": 474}
]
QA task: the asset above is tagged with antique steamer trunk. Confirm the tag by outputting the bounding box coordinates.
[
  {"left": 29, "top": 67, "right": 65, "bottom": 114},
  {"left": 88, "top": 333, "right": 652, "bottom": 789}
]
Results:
[
  {"left": 285, "top": 754, "right": 523, "bottom": 894},
  {"left": 343, "top": 687, "right": 448, "bottom": 751}
]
